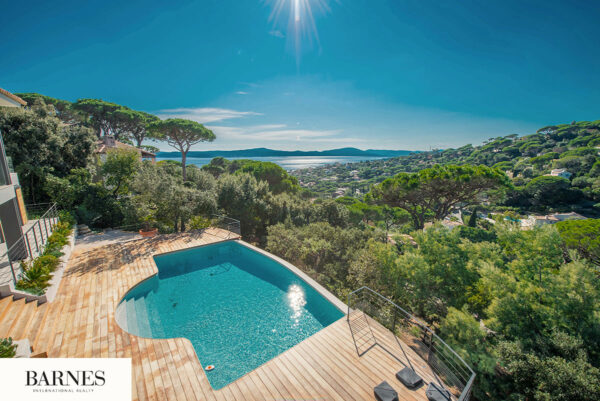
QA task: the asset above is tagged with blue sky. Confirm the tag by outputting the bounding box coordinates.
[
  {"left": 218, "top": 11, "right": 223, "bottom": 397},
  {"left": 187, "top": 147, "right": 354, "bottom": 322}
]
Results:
[{"left": 2, "top": 0, "right": 599, "bottom": 151}]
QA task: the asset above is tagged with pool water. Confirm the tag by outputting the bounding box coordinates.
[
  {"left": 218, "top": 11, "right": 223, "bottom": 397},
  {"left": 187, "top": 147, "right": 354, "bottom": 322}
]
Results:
[{"left": 115, "top": 241, "right": 344, "bottom": 389}]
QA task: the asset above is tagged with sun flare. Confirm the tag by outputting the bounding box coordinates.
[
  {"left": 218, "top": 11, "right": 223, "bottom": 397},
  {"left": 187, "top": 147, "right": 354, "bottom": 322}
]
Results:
[{"left": 267, "top": 0, "right": 334, "bottom": 61}]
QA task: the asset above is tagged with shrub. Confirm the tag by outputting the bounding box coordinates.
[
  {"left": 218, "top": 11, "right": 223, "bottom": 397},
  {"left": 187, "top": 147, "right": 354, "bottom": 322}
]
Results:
[
  {"left": 556, "top": 219, "right": 600, "bottom": 265},
  {"left": 0, "top": 338, "right": 17, "bottom": 358},
  {"left": 189, "top": 216, "right": 213, "bottom": 231},
  {"left": 16, "top": 260, "right": 53, "bottom": 295},
  {"left": 58, "top": 210, "right": 76, "bottom": 226},
  {"left": 457, "top": 226, "right": 497, "bottom": 243},
  {"left": 16, "top": 217, "right": 72, "bottom": 295}
]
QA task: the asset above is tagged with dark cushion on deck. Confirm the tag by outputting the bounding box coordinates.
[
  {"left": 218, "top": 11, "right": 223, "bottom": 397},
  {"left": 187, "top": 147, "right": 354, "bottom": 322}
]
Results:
[
  {"left": 426, "top": 382, "right": 452, "bottom": 401},
  {"left": 374, "top": 381, "right": 399, "bottom": 401},
  {"left": 395, "top": 367, "right": 423, "bottom": 388}
]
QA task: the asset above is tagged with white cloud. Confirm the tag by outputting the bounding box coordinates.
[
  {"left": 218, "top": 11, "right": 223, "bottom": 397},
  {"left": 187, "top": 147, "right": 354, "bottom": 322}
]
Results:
[
  {"left": 268, "top": 30, "right": 285, "bottom": 38},
  {"left": 157, "top": 107, "right": 262, "bottom": 123},
  {"left": 206, "top": 124, "right": 360, "bottom": 143},
  {"left": 235, "top": 91, "right": 249, "bottom": 95}
]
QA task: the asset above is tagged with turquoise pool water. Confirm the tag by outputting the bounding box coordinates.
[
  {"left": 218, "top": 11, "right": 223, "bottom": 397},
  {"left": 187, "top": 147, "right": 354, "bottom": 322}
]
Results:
[{"left": 115, "top": 241, "right": 344, "bottom": 389}]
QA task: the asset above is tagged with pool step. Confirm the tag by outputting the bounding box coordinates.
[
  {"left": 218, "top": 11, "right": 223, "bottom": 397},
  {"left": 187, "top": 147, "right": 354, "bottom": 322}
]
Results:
[
  {"left": 134, "top": 296, "right": 152, "bottom": 337},
  {"left": 114, "top": 300, "right": 128, "bottom": 332},
  {"left": 115, "top": 295, "right": 159, "bottom": 338},
  {"left": 125, "top": 297, "right": 138, "bottom": 335}
]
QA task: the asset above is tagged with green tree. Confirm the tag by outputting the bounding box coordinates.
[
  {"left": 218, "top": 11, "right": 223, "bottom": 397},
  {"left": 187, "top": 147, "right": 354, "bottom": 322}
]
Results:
[
  {"left": 556, "top": 219, "right": 600, "bottom": 266},
  {"left": 217, "top": 173, "right": 270, "bottom": 240},
  {"left": 371, "top": 165, "right": 510, "bottom": 229},
  {"left": 315, "top": 199, "right": 350, "bottom": 228},
  {"left": 112, "top": 109, "right": 160, "bottom": 148},
  {"left": 149, "top": 119, "right": 215, "bottom": 180},
  {"left": 101, "top": 149, "right": 140, "bottom": 196},
  {"left": 0, "top": 104, "right": 95, "bottom": 203},
  {"left": 498, "top": 337, "right": 600, "bottom": 401},
  {"left": 16, "top": 93, "right": 82, "bottom": 124},
  {"left": 525, "top": 176, "right": 577, "bottom": 207},
  {"left": 439, "top": 307, "right": 498, "bottom": 400},
  {"left": 131, "top": 163, "right": 217, "bottom": 232},
  {"left": 237, "top": 160, "right": 299, "bottom": 194},
  {"left": 72, "top": 98, "right": 125, "bottom": 138}
]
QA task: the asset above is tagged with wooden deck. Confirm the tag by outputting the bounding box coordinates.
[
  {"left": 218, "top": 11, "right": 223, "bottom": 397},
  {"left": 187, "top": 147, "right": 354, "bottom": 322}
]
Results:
[{"left": 0, "top": 228, "right": 437, "bottom": 400}]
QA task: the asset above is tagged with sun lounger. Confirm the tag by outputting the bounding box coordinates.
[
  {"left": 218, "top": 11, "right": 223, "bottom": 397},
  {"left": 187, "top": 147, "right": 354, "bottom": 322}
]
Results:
[
  {"left": 426, "top": 382, "right": 452, "bottom": 401},
  {"left": 396, "top": 367, "right": 423, "bottom": 388},
  {"left": 374, "top": 381, "right": 399, "bottom": 401}
]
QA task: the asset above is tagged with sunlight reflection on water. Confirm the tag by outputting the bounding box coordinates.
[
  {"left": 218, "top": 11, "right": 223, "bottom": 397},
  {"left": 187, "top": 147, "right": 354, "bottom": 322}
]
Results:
[{"left": 287, "top": 284, "right": 307, "bottom": 325}]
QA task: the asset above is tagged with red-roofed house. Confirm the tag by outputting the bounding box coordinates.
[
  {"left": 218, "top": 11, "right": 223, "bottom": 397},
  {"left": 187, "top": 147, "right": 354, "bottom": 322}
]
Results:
[
  {"left": 95, "top": 136, "right": 156, "bottom": 163},
  {"left": 0, "top": 88, "right": 27, "bottom": 108}
]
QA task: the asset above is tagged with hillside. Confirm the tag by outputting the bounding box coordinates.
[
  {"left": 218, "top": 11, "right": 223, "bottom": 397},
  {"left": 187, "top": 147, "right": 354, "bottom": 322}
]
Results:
[
  {"left": 294, "top": 120, "right": 600, "bottom": 214},
  {"left": 157, "top": 147, "right": 414, "bottom": 158}
]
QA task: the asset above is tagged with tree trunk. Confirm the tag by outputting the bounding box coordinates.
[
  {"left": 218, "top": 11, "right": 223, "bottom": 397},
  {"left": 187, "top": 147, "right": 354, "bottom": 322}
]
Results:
[
  {"left": 181, "top": 151, "right": 187, "bottom": 181},
  {"left": 410, "top": 213, "right": 424, "bottom": 230}
]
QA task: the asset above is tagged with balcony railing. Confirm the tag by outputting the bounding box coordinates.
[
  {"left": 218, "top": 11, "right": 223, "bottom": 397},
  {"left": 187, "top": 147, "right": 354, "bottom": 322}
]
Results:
[
  {"left": 0, "top": 203, "right": 59, "bottom": 288},
  {"left": 211, "top": 215, "right": 241, "bottom": 239},
  {"left": 348, "top": 287, "right": 476, "bottom": 401}
]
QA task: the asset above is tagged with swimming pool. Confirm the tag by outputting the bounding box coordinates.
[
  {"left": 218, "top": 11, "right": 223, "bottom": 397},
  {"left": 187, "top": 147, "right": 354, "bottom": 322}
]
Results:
[{"left": 115, "top": 240, "right": 344, "bottom": 389}]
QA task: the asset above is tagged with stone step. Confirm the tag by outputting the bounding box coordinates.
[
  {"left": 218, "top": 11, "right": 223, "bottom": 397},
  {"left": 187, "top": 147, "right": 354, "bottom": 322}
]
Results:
[
  {"left": 134, "top": 296, "right": 152, "bottom": 338},
  {"left": 125, "top": 297, "right": 138, "bottom": 335}
]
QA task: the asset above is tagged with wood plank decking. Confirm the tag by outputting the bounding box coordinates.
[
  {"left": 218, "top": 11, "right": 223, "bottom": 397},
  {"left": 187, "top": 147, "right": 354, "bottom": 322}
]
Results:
[{"left": 0, "top": 228, "right": 437, "bottom": 400}]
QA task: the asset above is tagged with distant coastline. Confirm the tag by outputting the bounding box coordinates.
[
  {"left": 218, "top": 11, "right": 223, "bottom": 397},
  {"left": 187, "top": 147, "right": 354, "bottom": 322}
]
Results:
[{"left": 156, "top": 147, "right": 416, "bottom": 159}]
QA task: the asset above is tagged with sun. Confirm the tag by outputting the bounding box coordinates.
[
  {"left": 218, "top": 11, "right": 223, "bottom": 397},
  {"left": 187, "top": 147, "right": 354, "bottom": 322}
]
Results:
[{"left": 266, "top": 0, "right": 334, "bottom": 61}]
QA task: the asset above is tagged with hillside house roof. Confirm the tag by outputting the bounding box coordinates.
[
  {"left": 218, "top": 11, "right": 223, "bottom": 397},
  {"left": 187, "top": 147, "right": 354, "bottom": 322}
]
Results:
[
  {"left": 95, "top": 136, "right": 156, "bottom": 159},
  {"left": 0, "top": 88, "right": 27, "bottom": 107}
]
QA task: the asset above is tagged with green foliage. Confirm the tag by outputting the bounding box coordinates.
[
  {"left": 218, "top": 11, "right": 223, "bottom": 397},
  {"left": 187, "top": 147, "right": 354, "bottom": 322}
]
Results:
[
  {"left": 15, "top": 220, "right": 73, "bottom": 295},
  {"left": 457, "top": 226, "right": 497, "bottom": 243},
  {"left": 0, "top": 338, "right": 17, "bottom": 358},
  {"left": 439, "top": 308, "right": 497, "bottom": 399},
  {"left": 189, "top": 216, "right": 214, "bottom": 231},
  {"left": 266, "top": 222, "right": 378, "bottom": 296},
  {"left": 203, "top": 158, "right": 300, "bottom": 194},
  {"left": 0, "top": 104, "right": 96, "bottom": 203},
  {"left": 498, "top": 337, "right": 600, "bottom": 401},
  {"left": 72, "top": 98, "right": 125, "bottom": 138},
  {"left": 16, "top": 255, "right": 57, "bottom": 295},
  {"left": 556, "top": 219, "right": 600, "bottom": 265},
  {"left": 149, "top": 118, "right": 215, "bottom": 180},
  {"left": 293, "top": 119, "right": 600, "bottom": 209},
  {"left": 371, "top": 165, "right": 510, "bottom": 229},
  {"left": 131, "top": 162, "right": 217, "bottom": 233},
  {"left": 314, "top": 199, "right": 350, "bottom": 228},
  {"left": 58, "top": 210, "right": 77, "bottom": 226},
  {"left": 101, "top": 148, "right": 141, "bottom": 195},
  {"left": 237, "top": 160, "right": 299, "bottom": 194},
  {"left": 16, "top": 93, "right": 83, "bottom": 124},
  {"left": 217, "top": 173, "right": 270, "bottom": 240},
  {"left": 111, "top": 109, "right": 159, "bottom": 147},
  {"left": 525, "top": 176, "right": 579, "bottom": 207}
]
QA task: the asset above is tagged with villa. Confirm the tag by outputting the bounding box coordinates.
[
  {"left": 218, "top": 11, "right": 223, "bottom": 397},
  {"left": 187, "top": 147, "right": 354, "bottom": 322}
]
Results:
[
  {"left": 520, "top": 212, "right": 586, "bottom": 229},
  {"left": 549, "top": 168, "right": 572, "bottom": 179},
  {"left": 0, "top": 86, "right": 474, "bottom": 400},
  {"left": 0, "top": 90, "right": 58, "bottom": 293},
  {"left": 96, "top": 135, "right": 156, "bottom": 163},
  {"left": 0, "top": 225, "right": 474, "bottom": 400}
]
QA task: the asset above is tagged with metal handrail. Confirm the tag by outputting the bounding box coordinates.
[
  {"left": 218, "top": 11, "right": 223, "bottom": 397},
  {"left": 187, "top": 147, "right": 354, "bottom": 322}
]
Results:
[
  {"left": 211, "top": 214, "right": 241, "bottom": 239},
  {"left": 1, "top": 203, "right": 59, "bottom": 286},
  {"left": 347, "top": 286, "right": 476, "bottom": 401}
]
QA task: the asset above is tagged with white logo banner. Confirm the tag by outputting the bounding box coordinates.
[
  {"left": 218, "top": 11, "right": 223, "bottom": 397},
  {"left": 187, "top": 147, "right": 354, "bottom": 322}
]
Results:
[{"left": 0, "top": 358, "right": 131, "bottom": 401}]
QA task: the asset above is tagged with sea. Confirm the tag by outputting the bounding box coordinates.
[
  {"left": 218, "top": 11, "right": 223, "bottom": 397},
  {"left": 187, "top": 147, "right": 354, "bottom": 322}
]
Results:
[{"left": 155, "top": 155, "right": 387, "bottom": 170}]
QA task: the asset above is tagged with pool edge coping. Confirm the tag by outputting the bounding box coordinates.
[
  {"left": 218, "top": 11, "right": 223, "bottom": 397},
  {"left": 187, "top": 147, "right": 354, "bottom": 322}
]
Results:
[
  {"left": 234, "top": 239, "right": 348, "bottom": 314},
  {"left": 115, "top": 237, "right": 348, "bottom": 337}
]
